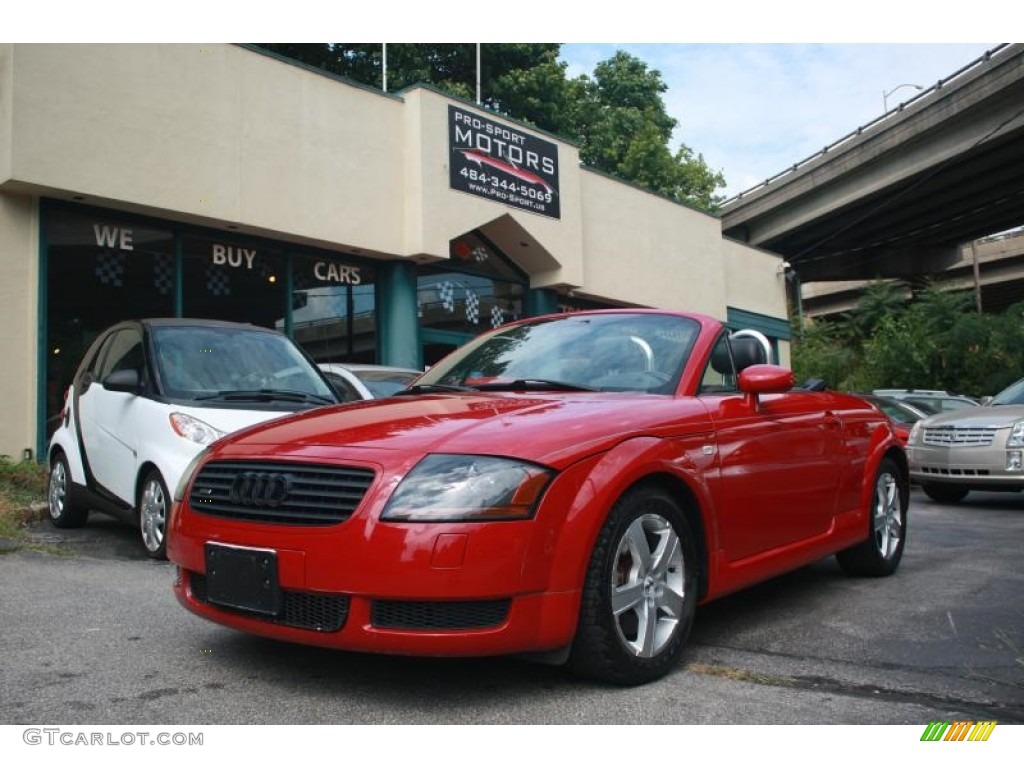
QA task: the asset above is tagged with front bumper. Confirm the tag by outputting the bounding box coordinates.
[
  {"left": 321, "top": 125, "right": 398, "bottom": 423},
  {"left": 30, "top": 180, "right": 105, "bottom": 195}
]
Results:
[
  {"left": 909, "top": 442, "right": 1024, "bottom": 490},
  {"left": 172, "top": 562, "right": 580, "bottom": 657},
  {"left": 168, "top": 490, "right": 584, "bottom": 657}
]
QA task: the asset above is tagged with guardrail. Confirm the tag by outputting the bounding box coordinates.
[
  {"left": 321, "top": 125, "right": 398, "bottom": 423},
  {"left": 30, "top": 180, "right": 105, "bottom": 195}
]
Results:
[{"left": 720, "top": 43, "right": 1014, "bottom": 209}]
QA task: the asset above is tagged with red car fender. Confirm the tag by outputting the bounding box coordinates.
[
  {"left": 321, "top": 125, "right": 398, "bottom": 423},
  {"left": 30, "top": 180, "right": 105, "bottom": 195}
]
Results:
[
  {"left": 534, "top": 434, "right": 719, "bottom": 597},
  {"left": 858, "top": 423, "right": 909, "bottom": 516}
]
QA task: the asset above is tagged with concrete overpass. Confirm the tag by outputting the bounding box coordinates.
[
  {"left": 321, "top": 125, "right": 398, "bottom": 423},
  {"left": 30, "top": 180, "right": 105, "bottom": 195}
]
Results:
[{"left": 719, "top": 43, "right": 1024, "bottom": 288}]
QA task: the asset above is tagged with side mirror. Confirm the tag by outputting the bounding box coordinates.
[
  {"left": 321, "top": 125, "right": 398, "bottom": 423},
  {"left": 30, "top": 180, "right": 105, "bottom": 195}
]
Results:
[
  {"left": 103, "top": 368, "right": 143, "bottom": 394},
  {"left": 738, "top": 364, "right": 794, "bottom": 408}
]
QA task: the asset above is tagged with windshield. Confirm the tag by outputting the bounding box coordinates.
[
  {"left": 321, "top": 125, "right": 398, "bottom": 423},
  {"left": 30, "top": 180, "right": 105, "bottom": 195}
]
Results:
[
  {"left": 989, "top": 377, "right": 1024, "bottom": 406},
  {"left": 417, "top": 313, "right": 699, "bottom": 394},
  {"left": 352, "top": 369, "right": 421, "bottom": 398},
  {"left": 152, "top": 325, "right": 335, "bottom": 402}
]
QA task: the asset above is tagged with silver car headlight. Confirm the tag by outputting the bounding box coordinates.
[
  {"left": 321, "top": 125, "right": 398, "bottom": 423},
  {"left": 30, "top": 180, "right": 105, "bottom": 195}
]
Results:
[
  {"left": 1008, "top": 421, "right": 1024, "bottom": 449},
  {"left": 169, "top": 412, "right": 225, "bottom": 445},
  {"left": 908, "top": 421, "right": 924, "bottom": 446},
  {"left": 381, "top": 454, "right": 553, "bottom": 522}
]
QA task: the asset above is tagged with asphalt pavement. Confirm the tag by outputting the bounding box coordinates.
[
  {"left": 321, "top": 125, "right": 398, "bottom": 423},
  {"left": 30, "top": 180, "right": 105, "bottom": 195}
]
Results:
[{"left": 1, "top": 489, "right": 1022, "bottom": 725}]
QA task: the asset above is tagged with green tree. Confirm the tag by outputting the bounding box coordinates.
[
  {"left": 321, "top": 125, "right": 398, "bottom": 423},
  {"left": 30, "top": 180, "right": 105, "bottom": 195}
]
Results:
[{"left": 253, "top": 43, "right": 726, "bottom": 212}]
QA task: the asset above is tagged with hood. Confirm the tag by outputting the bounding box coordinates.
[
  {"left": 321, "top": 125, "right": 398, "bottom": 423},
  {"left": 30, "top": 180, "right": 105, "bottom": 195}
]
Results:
[
  {"left": 214, "top": 392, "right": 713, "bottom": 468},
  {"left": 922, "top": 404, "right": 1024, "bottom": 429}
]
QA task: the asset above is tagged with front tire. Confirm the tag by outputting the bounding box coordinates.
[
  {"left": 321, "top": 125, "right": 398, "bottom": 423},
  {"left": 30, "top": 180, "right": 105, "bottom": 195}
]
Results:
[
  {"left": 138, "top": 469, "right": 170, "bottom": 560},
  {"left": 836, "top": 457, "right": 908, "bottom": 577},
  {"left": 568, "top": 485, "right": 698, "bottom": 685},
  {"left": 48, "top": 452, "right": 88, "bottom": 528}
]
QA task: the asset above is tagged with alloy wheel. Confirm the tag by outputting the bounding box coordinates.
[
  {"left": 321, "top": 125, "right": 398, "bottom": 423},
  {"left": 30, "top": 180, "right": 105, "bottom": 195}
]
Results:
[{"left": 610, "top": 513, "right": 686, "bottom": 658}]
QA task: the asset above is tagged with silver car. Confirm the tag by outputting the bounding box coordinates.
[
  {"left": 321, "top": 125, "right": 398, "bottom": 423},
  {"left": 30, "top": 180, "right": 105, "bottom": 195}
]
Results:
[{"left": 907, "top": 377, "right": 1024, "bottom": 502}]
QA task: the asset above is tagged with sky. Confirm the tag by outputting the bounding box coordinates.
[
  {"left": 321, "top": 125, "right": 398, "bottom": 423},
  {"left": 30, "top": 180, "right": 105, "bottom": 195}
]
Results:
[{"left": 560, "top": 43, "right": 999, "bottom": 199}]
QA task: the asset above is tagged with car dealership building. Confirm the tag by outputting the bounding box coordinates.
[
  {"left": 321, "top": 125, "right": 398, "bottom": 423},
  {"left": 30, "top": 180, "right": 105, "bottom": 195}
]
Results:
[{"left": 0, "top": 44, "right": 790, "bottom": 460}]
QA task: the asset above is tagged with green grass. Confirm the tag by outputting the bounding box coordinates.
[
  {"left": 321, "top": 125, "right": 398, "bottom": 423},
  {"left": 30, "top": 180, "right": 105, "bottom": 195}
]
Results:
[{"left": 0, "top": 458, "right": 48, "bottom": 542}]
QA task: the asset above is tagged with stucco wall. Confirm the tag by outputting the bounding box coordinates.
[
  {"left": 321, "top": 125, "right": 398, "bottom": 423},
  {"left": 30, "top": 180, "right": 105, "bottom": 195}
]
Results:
[
  {"left": 722, "top": 238, "right": 788, "bottom": 319},
  {"left": 579, "top": 170, "right": 728, "bottom": 317},
  {"left": 0, "top": 194, "right": 38, "bottom": 459},
  {"left": 5, "top": 44, "right": 407, "bottom": 256}
]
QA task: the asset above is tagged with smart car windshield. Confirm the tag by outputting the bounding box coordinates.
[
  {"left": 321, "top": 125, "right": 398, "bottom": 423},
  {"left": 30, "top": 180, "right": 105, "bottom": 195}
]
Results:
[
  {"left": 989, "top": 377, "right": 1024, "bottom": 406},
  {"left": 152, "top": 325, "right": 335, "bottom": 402},
  {"left": 416, "top": 312, "right": 699, "bottom": 394}
]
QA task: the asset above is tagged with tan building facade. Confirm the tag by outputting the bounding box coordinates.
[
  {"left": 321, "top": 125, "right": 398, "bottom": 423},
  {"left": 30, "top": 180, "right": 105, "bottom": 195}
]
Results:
[{"left": 0, "top": 43, "right": 789, "bottom": 460}]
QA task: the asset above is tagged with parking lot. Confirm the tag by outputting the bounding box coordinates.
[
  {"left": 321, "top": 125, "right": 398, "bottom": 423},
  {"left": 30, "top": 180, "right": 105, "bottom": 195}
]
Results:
[{"left": 1, "top": 488, "right": 1022, "bottom": 725}]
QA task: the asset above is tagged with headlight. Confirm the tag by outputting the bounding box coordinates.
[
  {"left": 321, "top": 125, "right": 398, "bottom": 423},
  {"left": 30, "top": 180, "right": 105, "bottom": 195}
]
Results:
[
  {"left": 381, "top": 454, "right": 553, "bottom": 522},
  {"left": 1008, "top": 421, "right": 1024, "bottom": 449},
  {"left": 169, "top": 412, "right": 225, "bottom": 445},
  {"left": 908, "top": 421, "right": 923, "bottom": 446},
  {"left": 173, "top": 447, "right": 210, "bottom": 502}
]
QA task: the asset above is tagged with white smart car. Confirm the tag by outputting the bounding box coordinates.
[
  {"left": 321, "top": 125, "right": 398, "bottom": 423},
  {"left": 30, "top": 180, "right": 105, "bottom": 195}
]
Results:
[{"left": 46, "top": 318, "right": 339, "bottom": 558}]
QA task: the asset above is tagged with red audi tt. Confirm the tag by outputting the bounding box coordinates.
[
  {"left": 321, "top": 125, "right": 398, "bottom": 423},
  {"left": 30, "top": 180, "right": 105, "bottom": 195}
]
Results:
[{"left": 168, "top": 310, "right": 908, "bottom": 685}]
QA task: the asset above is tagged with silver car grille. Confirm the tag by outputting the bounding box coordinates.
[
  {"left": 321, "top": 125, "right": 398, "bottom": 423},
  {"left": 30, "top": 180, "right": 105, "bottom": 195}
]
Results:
[{"left": 922, "top": 426, "right": 998, "bottom": 447}]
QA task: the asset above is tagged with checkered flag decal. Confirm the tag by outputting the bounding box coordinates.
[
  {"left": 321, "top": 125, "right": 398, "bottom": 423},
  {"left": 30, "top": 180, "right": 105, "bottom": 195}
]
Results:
[
  {"left": 95, "top": 250, "right": 125, "bottom": 288},
  {"left": 294, "top": 269, "right": 316, "bottom": 291},
  {"left": 490, "top": 305, "right": 504, "bottom": 328},
  {"left": 439, "top": 281, "right": 456, "bottom": 312},
  {"left": 153, "top": 254, "right": 174, "bottom": 295},
  {"left": 465, "top": 290, "right": 480, "bottom": 325},
  {"left": 206, "top": 264, "right": 231, "bottom": 297}
]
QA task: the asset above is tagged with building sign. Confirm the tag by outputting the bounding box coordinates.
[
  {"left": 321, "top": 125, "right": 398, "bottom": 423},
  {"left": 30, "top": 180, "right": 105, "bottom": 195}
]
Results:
[{"left": 448, "top": 105, "right": 560, "bottom": 220}]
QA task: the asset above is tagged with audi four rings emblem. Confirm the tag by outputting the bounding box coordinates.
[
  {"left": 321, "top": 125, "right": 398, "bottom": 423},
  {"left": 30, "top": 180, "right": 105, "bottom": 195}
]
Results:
[{"left": 229, "top": 472, "right": 291, "bottom": 507}]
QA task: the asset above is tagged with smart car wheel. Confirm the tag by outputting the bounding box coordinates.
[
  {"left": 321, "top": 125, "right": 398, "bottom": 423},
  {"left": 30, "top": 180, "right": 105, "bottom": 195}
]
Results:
[
  {"left": 138, "top": 470, "right": 170, "bottom": 560},
  {"left": 836, "top": 457, "right": 908, "bottom": 577},
  {"left": 921, "top": 483, "right": 969, "bottom": 504},
  {"left": 569, "top": 485, "right": 697, "bottom": 685},
  {"left": 48, "top": 452, "right": 88, "bottom": 528}
]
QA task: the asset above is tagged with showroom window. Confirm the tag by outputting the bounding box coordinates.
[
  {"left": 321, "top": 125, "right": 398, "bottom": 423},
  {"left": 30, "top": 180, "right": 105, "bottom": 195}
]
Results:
[
  {"left": 290, "top": 253, "right": 378, "bottom": 363},
  {"left": 181, "top": 235, "right": 285, "bottom": 328},
  {"left": 417, "top": 232, "right": 525, "bottom": 338},
  {"left": 44, "top": 207, "right": 175, "bottom": 439},
  {"left": 41, "top": 203, "right": 384, "bottom": 450}
]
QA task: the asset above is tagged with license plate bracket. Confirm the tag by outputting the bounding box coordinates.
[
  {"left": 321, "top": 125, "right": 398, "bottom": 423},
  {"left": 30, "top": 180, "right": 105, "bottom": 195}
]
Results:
[{"left": 205, "top": 543, "right": 281, "bottom": 616}]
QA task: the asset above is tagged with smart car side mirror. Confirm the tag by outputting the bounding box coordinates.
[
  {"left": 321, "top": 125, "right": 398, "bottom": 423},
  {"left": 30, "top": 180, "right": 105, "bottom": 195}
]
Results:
[{"left": 103, "top": 368, "right": 143, "bottom": 394}]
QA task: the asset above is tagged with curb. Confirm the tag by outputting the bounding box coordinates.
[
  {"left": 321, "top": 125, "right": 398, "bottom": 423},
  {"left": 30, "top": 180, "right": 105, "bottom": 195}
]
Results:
[{"left": 23, "top": 501, "right": 50, "bottom": 524}]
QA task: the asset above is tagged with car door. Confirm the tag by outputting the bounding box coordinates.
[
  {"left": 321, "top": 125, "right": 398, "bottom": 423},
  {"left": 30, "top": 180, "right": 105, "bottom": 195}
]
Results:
[
  {"left": 699, "top": 334, "right": 843, "bottom": 562},
  {"left": 77, "top": 326, "right": 146, "bottom": 504}
]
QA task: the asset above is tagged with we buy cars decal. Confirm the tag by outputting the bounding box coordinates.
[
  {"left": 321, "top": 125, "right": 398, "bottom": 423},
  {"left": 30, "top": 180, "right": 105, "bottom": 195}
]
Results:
[{"left": 449, "top": 105, "right": 560, "bottom": 219}]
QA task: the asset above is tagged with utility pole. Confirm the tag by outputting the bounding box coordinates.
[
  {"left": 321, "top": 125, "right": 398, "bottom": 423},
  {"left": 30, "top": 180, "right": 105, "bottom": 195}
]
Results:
[{"left": 971, "top": 240, "right": 983, "bottom": 314}]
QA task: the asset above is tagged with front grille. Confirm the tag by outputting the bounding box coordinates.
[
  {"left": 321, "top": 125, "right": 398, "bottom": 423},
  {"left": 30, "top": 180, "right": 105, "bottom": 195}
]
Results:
[
  {"left": 923, "top": 426, "right": 997, "bottom": 447},
  {"left": 918, "top": 466, "right": 991, "bottom": 477},
  {"left": 190, "top": 573, "right": 349, "bottom": 632},
  {"left": 189, "top": 460, "right": 375, "bottom": 525},
  {"left": 371, "top": 599, "right": 511, "bottom": 630}
]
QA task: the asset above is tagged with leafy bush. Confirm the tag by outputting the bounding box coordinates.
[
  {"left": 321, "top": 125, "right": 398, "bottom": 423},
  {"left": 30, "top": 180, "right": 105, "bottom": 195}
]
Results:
[{"left": 791, "top": 281, "right": 1024, "bottom": 398}]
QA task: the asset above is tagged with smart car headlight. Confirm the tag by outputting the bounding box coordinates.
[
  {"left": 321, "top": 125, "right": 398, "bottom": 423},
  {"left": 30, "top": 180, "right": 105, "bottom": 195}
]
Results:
[
  {"left": 1008, "top": 420, "right": 1024, "bottom": 449},
  {"left": 381, "top": 454, "right": 553, "bottom": 522},
  {"left": 169, "top": 412, "right": 225, "bottom": 445}
]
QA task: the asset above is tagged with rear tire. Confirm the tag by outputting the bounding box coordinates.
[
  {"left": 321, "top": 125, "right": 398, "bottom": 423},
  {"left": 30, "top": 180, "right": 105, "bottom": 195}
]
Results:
[
  {"left": 921, "top": 483, "right": 969, "bottom": 504},
  {"left": 48, "top": 452, "right": 88, "bottom": 528},
  {"left": 568, "top": 485, "right": 698, "bottom": 685},
  {"left": 837, "top": 457, "right": 907, "bottom": 577}
]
